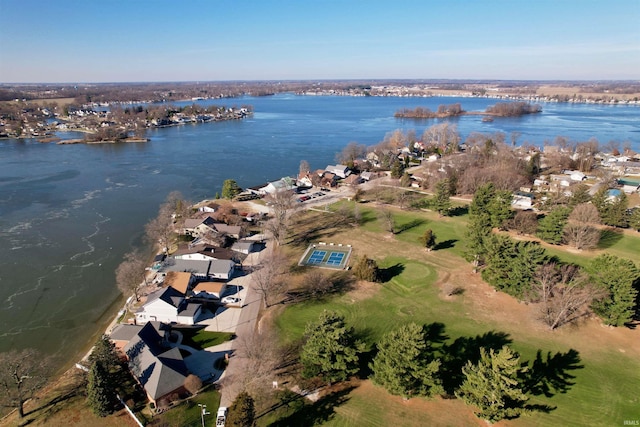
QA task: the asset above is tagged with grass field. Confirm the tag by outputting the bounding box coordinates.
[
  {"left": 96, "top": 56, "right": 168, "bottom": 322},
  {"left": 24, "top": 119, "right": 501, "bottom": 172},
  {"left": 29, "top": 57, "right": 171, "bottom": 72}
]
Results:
[{"left": 271, "top": 203, "right": 640, "bottom": 427}]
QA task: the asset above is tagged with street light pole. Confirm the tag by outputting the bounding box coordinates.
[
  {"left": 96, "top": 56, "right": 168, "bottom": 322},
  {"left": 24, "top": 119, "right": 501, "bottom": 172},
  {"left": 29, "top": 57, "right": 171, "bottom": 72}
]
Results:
[{"left": 198, "top": 403, "right": 208, "bottom": 427}]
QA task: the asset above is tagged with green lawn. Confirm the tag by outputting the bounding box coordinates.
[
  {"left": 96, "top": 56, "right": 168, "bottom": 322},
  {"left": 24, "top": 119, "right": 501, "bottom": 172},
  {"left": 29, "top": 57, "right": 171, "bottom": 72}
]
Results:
[
  {"left": 151, "top": 387, "right": 221, "bottom": 427},
  {"left": 271, "top": 205, "right": 640, "bottom": 427},
  {"left": 175, "top": 328, "right": 234, "bottom": 350}
]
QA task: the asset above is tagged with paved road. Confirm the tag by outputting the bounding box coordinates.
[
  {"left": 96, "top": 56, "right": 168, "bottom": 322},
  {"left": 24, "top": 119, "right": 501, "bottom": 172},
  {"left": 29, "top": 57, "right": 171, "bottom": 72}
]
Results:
[{"left": 217, "top": 244, "right": 272, "bottom": 407}]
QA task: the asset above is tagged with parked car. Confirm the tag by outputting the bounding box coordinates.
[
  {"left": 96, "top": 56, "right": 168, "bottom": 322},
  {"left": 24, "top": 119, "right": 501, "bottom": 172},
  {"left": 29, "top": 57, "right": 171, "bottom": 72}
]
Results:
[
  {"left": 216, "top": 407, "right": 227, "bottom": 426},
  {"left": 221, "top": 296, "right": 240, "bottom": 305}
]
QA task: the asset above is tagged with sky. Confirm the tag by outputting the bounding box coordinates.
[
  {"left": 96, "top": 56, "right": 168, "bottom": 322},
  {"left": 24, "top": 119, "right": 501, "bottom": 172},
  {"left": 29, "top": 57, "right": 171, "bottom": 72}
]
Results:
[{"left": 0, "top": 0, "right": 639, "bottom": 83}]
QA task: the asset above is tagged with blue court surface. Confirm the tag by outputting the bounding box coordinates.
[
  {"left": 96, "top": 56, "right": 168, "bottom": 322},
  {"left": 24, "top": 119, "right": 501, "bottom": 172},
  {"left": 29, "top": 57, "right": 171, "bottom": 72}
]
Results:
[
  {"left": 299, "top": 244, "right": 352, "bottom": 269},
  {"left": 308, "top": 250, "right": 327, "bottom": 264}
]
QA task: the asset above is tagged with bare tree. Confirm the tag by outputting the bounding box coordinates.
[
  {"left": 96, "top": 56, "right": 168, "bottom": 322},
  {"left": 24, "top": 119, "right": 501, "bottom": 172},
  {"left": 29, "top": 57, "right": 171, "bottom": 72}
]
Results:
[
  {"left": 508, "top": 210, "right": 538, "bottom": 235},
  {"left": 303, "top": 270, "right": 333, "bottom": 299},
  {"left": 251, "top": 249, "right": 288, "bottom": 308},
  {"left": 0, "top": 349, "right": 52, "bottom": 419},
  {"left": 378, "top": 208, "right": 395, "bottom": 234},
  {"left": 422, "top": 123, "right": 461, "bottom": 154},
  {"left": 563, "top": 203, "right": 601, "bottom": 250},
  {"left": 532, "top": 263, "right": 603, "bottom": 330},
  {"left": 299, "top": 159, "right": 310, "bottom": 177},
  {"left": 230, "top": 328, "right": 281, "bottom": 398},
  {"left": 116, "top": 250, "right": 147, "bottom": 301},
  {"left": 183, "top": 374, "right": 203, "bottom": 395},
  {"left": 264, "top": 190, "right": 296, "bottom": 246},
  {"left": 337, "top": 141, "right": 367, "bottom": 165}
]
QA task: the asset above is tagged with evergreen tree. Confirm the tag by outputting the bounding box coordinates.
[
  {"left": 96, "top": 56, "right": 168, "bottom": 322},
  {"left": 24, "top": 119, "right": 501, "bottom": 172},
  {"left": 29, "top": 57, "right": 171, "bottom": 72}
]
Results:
[
  {"left": 420, "top": 229, "right": 436, "bottom": 251},
  {"left": 536, "top": 206, "right": 571, "bottom": 244},
  {"left": 370, "top": 323, "right": 443, "bottom": 399},
  {"left": 221, "top": 179, "right": 242, "bottom": 200},
  {"left": 569, "top": 184, "right": 591, "bottom": 207},
  {"left": 482, "top": 236, "right": 548, "bottom": 299},
  {"left": 432, "top": 179, "right": 452, "bottom": 216},
  {"left": 390, "top": 158, "right": 404, "bottom": 178},
  {"left": 300, "top": 311, "right": 365, "bottom": 384},
  {"left": 456, "top": 346, "right": 529, "bottom": 423},
  {"left": 606, "top": 192, "right": 629, "bottom": 228},
  {"left": 489, "top": 190, "right": 513, "bottom": 230},
  {"left": 88, "top": 335, "right": 120, "bottom": 375},
  {"left": 464, "top": 183, "right": 495, "bottom": 272},
  {"left": 630, "top": 208, "right": 640, "bottom": 232},
  {"left": 353, "top": 255, "right": 381, "bottom": 282},
  {"left": 86, "top": 361, "right": 117, "bottom": 417},
  {"left": 591, "top": 186, "right": 609, "bottom": 218},
  {"left": 589, "top": 254, "right": 640, "bottom": 326},
  {"left": 227, "top": 391, "right": 255, "bottom": 427}
]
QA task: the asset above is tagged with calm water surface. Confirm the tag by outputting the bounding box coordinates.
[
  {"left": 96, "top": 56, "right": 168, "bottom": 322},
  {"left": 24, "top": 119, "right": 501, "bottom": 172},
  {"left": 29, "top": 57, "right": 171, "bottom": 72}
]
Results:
[{"left": 0, "top": 94, "right": 638, "bottom": 370}]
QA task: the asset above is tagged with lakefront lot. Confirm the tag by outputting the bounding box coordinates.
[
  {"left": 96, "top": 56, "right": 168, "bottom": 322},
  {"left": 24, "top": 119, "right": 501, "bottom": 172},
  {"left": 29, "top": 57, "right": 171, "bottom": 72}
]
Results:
[{"left": 269, "top": 200, "right": 640, "bottom": 427}]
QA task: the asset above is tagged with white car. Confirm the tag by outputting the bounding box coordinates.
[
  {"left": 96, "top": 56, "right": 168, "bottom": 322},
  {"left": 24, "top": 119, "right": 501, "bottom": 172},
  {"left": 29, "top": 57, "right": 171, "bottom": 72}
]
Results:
[
  {"left": 216, "top": 407, "right": 227, "bottom": 426},
  {"left": 221, "top": 296, "right": 240, "bottom": 305}
]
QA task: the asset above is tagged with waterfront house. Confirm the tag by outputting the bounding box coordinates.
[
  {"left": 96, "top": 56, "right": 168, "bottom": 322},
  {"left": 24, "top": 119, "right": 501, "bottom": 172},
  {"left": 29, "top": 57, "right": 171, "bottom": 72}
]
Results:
[
  {"left": 163, "top": 271, "right": 194, "bottom": 295},
  {"left": 324, "top": 164, "right": 350, "bottom": 179},
  {"left": 121, "top": 321, "right": 189, "bottom": 406},
  {"left": 135, "top": 286, "right": 202, "bottom": 325},
  {"left": 258, "top": 177, "right": 297, "bottom": 195}
]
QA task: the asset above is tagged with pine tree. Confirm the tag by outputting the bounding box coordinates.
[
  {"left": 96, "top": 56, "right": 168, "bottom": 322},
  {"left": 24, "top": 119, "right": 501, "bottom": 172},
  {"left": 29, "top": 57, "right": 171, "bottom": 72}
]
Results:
[
  {"left": 221, "top": 179, "right": 242, "bottom": 200},
  {"left": 86, "top": 361, "right": 117, "bottom": 417},
  {"left": 489, "top": 190, "right": 513, "bottom": 230},
  {"left": 370, "top": 323, "right": 443, "bottom": 399},
  {"left": 300, "top": 311, "right": 365, "bottom": 384},
  {"left": 589, "top": 254, "right": 640, "bottom": 326},
  {"left": 227, "top": 391, "right": 255, "bottom": 427},
  {"left": 630, "top": 208, "right": 640, "bottom": 232},
  {"left": 88, "top": 335, "right": 120, "bottom": 375},
  {"left": 464, "top": 184, "right": 495, "bottom": 272},
  {"left": 420, "top": 229, "right": 436, "bottom": 251},
  {"left": 606, "top": 192, "right": 629, "bottom": 228},
  {"left": 456, "top": 346, "right": 529, "bottom": 423},
  {"left": 536, "top": 206, "right": 571, "bottom": 244},
  {"left": 353, "top": 255, "right": 381, "bottom": 282},
  {"left": 432, "top": 179, "right": 452, "bottom": 216}
]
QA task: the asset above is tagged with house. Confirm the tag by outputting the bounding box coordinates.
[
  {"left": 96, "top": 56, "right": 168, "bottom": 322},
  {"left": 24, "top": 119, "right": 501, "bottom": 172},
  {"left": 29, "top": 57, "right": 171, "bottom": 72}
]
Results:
[
  {"left": 192, "top": 281, "right": 227, "bottom": 299},
  {"left": 211, "top": 223, "right": 242, "bottom": 239},
  {"left": 341, "top": 174, "right": 363, "bottom": 186},
  {"left": 197, "top": 202, "right": 220, "bottom": 213},
  {"left": 182, "top": 217, "right": 217, "bottom": 237},
  {"left": 163, "top": 271, "right": 194, "bottom": 295},
  {"left": 162, "top": 258, "right": 236, "bottom": 281},
  {"left": 259, "top": 177, "right": 297, "bottom": 195},
  {"left": 231, "top": 240, "right": 257, "bottom": 255},
  {"left": 135, "top": 286, "right": 202, "bottom": 325},
  {"left": 324, "top": 164, "right": 350, "bottom": 179},
  {"left": 512, "top": 192, "right": 534, "bottom": 210},
  {"left": 110, "top": 324, "right": 143, "bottom": 353},
  {"left": 120, "top": 322, "right": 189, "bottom": 405},
  {"left": 297, "top": 172, "right": 313, "bottom": 188},
  {"left": 360, "top": 171, "right": 375, "bottom": 181}
]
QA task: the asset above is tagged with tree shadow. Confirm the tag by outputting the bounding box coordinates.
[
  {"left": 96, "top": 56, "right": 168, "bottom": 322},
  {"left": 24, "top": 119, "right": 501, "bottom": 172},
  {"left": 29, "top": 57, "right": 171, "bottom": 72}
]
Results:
[
  {"left": 441, "top": 331, "right": 513, "bottom": 394},
  {"left": 597, "top": 228, "right": 623, "bottom": 249},
  {"left": 433, "top": 239, "right": 458, "bottom": 250},
  {"left": 522, "top": 349, "right": 583, "bottom": 398},
  {"left": 448, "top": 205, "right": 469, "bottom": 217},
  {"left": 396, "top": 219, "right": 427, "bottom": 234},
  {"left": 379, "top": 263, "right": 405, "bottom": 282},
  {"left": 267, "top": 386, "right": 354, "bottom": 427}
]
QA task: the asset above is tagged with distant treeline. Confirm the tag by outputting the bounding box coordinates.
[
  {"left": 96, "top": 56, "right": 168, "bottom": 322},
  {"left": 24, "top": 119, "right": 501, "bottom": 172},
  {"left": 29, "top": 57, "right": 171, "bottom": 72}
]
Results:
[
  {"left": 394, "top": 103, "right": 464, "bottom": 118},
  {"left": 485, "top": 102, "right": 542, "bottom": 117}
]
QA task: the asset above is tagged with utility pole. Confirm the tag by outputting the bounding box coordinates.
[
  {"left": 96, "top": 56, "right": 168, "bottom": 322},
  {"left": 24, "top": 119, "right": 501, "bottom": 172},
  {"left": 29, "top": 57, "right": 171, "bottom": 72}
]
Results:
[{"left": 198, "top": 403, "right": 210, "bottom": 427}]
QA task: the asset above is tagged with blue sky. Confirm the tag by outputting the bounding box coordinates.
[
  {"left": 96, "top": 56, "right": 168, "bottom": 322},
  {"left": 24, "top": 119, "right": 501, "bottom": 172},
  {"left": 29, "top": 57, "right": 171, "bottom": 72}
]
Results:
[{"left": 1, "top": 0, "right": 638, "bottom": 83}]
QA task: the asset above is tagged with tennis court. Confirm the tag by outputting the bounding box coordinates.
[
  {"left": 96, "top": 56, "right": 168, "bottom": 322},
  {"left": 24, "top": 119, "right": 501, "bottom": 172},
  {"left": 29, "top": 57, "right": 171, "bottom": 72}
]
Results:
[
  {"left": 308, "top": 250, "right": 327, "bottom": 264},
  {"left": 299, "top": 243, "right": 352, "bottom": 270}
]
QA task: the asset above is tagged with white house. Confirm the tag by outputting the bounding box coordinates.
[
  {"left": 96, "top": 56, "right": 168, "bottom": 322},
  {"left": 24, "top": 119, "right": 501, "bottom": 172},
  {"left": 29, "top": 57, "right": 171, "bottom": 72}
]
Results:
[
  {"left": 231, "top": 240, "right": 257, "bottom": 255},
  {"left": 511, "top": 192, "right": 534, "bottom": 210},
  {"left": 324, "top": 165, "right": 350, "bottom": 179},
  {"left": 209, "top": 259, "right": 236, "bottom": 280},
  {"left": 135, "top": 286, "right": 202, "bottom": 325},
  {"left": 259, "top": 177, "right": 297, "bottom": 195}
]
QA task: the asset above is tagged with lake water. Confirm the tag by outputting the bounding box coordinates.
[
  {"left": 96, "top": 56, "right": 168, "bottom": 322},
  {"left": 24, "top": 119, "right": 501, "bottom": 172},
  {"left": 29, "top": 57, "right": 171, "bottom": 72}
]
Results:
[{"left": 0, "top": 94, "right": 638, "bottom": 370}]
